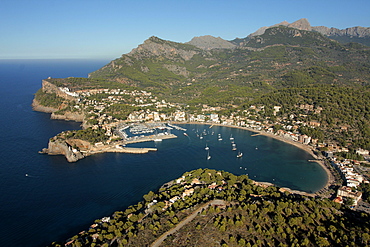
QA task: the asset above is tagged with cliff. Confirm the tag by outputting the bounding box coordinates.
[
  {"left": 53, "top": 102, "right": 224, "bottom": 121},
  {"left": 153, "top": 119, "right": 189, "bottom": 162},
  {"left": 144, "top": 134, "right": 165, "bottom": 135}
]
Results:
[
  {"left": 31, "top": 98, "right": 58, "bottom": 113},
  {"left": 40, "top": 138, "right": 85, "bottom": 162},
  {"left": 33, "top": 79, "right": 85, "bottom": 122},
  {"left": 40, "top": 136, "right": 159, "bottom": 162},
  {"left": 51, "top": 111, "right": 84, "bottom": 122},
  {"left": 41, "top": 79, "right": 77, "bottom": 101}
]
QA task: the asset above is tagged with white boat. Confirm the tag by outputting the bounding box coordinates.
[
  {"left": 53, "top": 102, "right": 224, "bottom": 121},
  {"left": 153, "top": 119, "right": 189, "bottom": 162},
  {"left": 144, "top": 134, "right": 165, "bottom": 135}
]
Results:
[
  {"left": 205, "top": 144, "right": 209, "bottom": 150},
  {"left": 230, "top": 134, "right": 234, "bottom": 140},
  {"left": 207, "top": 151, "right": 211, "bottom": 160},
  {"left": 154, "top": 139, "right": 162, "bottom": 142},
  {"left": 237, "top": 151, "right": 243, "bottom": 158}
]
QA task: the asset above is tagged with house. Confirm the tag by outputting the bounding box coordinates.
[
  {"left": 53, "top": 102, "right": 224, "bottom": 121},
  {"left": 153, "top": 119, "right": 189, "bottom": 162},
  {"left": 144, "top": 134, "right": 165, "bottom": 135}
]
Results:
[
  {"left": 337, "top": 186, "right": 362, "bottom": 205},
  {"left": 309, "top": 121, "right": 321, "bottom": 127},
  {"left": 182, "top": 188, "right": 194, "bottom": 198},
  {"left": 170, "top": 196, "right": 180, "bottom": 203}
]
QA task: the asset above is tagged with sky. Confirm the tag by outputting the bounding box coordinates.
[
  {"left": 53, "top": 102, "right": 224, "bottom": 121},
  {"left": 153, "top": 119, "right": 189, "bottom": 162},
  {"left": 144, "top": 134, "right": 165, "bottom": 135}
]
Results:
[{"left": 1, "top": 0, "right": 369, "bottom": 60}]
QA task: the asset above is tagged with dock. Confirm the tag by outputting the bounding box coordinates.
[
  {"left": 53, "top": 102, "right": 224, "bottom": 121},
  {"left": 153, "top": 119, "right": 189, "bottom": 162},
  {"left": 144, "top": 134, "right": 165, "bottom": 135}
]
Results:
[
  {"left": 251, "top": 133, "right": 261, "bottom": 136},
  {"left": 123, "top": 133, "right": 177, "bottom": 145},
  {"left": 86, "top": 145, "right": 158, "bottom": 156},
  {"left": 168, "top": 123, "right": 187, "bottom": 131}
]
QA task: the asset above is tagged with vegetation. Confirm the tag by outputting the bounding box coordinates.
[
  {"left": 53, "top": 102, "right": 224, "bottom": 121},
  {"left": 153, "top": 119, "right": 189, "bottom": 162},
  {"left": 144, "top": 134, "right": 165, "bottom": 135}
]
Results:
[
  {"left": 49, "top": 169, "right": 370, "bottom": 246},
  {"left": 63, "top": 127, "right": 108, "bottom": 144},
  {"left": 246, "top": 85, "right": 370, "bottom": 149},
  {"left": 102, "top": 103, "right": 137, "bottom": 120},
  {"left": 34, "top": 89, "right": 64, "bottom": 108}
]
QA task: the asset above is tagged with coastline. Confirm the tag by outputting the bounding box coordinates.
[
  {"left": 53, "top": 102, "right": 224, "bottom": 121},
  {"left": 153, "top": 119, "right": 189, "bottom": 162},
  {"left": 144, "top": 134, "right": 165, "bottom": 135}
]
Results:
[
  {"left": 32, "top": 96, "right": 335, "bottom": 195},
  {"left": 173, "top": 122, "right": 335, "bottom": 196}
]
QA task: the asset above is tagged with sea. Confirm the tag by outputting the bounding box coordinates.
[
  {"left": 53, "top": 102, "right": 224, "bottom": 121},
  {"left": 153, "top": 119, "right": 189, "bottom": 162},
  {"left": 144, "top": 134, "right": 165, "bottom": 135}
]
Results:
[{"left": 0, "top": 59, "right": 328, "bottom": 247}]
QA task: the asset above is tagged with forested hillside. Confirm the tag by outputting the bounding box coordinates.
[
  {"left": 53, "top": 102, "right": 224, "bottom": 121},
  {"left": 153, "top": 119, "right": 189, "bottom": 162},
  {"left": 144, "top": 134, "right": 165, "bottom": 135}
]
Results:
[{"left": 50, "top": 169, "right": 370, "bottom": 247}]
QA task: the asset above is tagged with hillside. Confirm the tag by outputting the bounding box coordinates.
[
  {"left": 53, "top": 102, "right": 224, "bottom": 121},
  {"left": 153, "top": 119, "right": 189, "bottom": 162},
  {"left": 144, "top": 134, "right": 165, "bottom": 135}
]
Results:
[
  {"left": 49, "top": 168, "right": 370, "bottom": 247},
  {"left": 89, "top": 27, "right": 370, "bottom": 105}
]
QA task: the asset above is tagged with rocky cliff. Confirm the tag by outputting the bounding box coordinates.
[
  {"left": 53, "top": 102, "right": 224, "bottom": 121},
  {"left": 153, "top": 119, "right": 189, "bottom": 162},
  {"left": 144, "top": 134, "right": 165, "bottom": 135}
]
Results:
[
  {"left": 40, "top": 138, "right": 85, "bottom": 162},
  {"left": 41, "top": 80, "right": 77, "bottom": 101},
  {"left": 31, "top": 98, "right": 58, "bottom": 113},
  {"left": 312, "top": 25, "right": 370, "bottom": 37}
]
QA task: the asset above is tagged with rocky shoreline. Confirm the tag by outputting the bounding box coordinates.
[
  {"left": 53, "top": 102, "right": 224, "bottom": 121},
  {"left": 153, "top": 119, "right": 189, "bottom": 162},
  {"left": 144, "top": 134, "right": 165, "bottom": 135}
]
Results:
[{"left": 31, "top": 98, "right": 58, "bottom": 113}]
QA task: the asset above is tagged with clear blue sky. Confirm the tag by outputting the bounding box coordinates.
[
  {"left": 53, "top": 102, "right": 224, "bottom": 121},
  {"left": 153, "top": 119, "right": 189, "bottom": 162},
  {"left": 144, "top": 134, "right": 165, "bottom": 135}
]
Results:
[{"left": 1, "top": 0, "right": 369, "bottom": 60}]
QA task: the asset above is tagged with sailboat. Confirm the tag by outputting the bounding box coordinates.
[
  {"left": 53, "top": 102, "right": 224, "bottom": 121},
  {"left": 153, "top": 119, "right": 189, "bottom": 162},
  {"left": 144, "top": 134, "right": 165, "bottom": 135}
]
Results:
[
  {"left": 207, "top": 151, "right": 211, "bottom": 160},
  {"left": 230, "top": 134, "right": 234, "bottom": 141},
  {"left": 237, "top": 151, "right": 243, "bottom": 158},
  {"left": 232, "top": 143, "right": 237, "bottom": 151},
  {"left": 205, "top": 144, "right": 209, "bottom": 150}
]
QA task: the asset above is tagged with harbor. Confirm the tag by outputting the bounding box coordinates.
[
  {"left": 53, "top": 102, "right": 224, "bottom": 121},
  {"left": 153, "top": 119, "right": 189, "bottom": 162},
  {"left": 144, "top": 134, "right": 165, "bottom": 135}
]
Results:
[{"left": 85, "top": 123, "right": 181, "bottom": 156}]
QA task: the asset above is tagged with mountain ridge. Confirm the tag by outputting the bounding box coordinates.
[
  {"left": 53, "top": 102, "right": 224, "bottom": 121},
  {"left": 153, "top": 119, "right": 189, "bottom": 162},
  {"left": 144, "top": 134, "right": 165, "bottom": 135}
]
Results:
[{"left": 243, "top": 18, "right": 370, "bottom": 46}]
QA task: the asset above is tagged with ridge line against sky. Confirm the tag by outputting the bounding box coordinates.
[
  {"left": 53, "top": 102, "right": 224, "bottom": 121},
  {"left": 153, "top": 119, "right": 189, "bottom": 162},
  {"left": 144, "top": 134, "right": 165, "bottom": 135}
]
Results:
[{"left": 1, "top": 0, "right": 369, "bottom": 60}]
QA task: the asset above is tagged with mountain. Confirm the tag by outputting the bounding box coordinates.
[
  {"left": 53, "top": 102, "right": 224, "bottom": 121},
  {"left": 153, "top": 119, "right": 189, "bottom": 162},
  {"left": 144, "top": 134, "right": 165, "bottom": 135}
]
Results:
[
  {"left": 89, "top": 26, "right": 370, "bottom": 103},
  {"left": 186, "top": 35, "right": 236, "bottom": 49},
  {"left": 243, "top": 18, "right": 370, "bottom": 46},
  {"left": 85, "top": 25, "right": 370, "bottom": 149}
]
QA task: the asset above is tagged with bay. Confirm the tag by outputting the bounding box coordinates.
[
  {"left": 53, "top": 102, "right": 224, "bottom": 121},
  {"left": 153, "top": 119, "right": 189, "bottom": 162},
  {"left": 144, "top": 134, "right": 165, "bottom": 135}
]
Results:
[{"left": 0, "top": 59, "right": 327, "bottom": 246}]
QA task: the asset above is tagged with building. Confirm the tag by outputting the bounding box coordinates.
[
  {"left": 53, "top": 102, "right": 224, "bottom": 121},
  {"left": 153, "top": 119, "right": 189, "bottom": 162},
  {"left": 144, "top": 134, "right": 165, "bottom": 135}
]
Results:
[{"left": 337, "top": 186, "right": 362, "bottom": 205}]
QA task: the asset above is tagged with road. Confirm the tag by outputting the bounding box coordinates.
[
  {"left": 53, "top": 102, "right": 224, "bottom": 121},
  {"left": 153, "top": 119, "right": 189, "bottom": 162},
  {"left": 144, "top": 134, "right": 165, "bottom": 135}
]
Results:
[{"left": 150, "top": 199, "right": 226, "bottom": 247}]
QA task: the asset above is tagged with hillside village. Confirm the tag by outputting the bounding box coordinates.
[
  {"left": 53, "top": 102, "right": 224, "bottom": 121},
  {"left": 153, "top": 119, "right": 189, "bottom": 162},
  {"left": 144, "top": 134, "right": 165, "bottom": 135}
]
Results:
[{"left": 51, "top": 83, "right": 370, "bottom": 161}]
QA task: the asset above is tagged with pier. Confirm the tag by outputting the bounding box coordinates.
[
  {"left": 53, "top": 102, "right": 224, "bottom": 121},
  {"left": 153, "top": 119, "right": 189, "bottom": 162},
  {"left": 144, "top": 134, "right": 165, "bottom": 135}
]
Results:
[
  {"left": 122, "top": 133, "right": 177, "bottom": 145},
  {"left": 87, "top": 145, "right": 157, "bottom": 156},
  {"left": 168, "top": 123, "right": 187, "bottom": 131}
]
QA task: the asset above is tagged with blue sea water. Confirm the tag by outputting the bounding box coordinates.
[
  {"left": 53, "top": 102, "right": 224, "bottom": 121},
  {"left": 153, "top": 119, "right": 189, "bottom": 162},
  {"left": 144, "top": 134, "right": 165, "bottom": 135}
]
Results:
[{"left": 0, "top": 59, "right": 327, "bottom": 246}]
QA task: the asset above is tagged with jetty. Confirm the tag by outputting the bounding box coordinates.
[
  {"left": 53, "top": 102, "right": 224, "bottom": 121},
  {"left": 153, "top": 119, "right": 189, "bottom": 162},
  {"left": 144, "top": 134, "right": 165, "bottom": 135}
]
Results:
[
  {"left": 122, "top": 133, "right": 177, "bottom": 145},
  {"left": 168, "top": 123, "right": 187, "bottom": 131},
  {"left": 86, "top": 145, "right": 157, "bottom": 156},
  {"left": 251, "top": 133, "right": 261, "bottom": 136}
]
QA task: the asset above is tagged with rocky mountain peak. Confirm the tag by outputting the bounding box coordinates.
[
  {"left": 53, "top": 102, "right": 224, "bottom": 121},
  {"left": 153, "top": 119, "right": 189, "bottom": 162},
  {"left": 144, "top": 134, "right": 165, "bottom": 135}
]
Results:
[
  {"left": 288, "top": 18, "right": 312, "bottom": 31},
  {"left": 186, "top": 35, "right": 236, "bottom": 49},
  {"left": 248, "top": 18, "right": 312, "bottom": 38}
]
